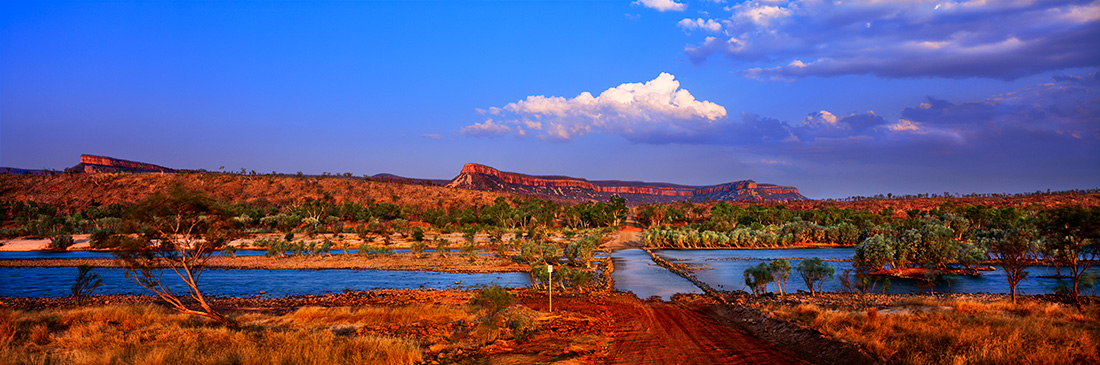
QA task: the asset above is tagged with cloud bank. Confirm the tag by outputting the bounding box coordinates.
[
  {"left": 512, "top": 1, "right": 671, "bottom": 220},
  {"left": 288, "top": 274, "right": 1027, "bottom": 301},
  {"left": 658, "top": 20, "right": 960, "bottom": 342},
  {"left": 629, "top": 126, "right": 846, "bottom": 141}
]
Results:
[
  {"left": 681, "top": 0, "right": 1100, "bottom": 79},
  {"left": 770, "top": 71, "right": 1100, "bottom": 169},
  {"left": 462, "top": 70, "right": 1099, "bottom": 176},
  {"left": 462, "top": 73, "right": 727, "bottom": 142}
]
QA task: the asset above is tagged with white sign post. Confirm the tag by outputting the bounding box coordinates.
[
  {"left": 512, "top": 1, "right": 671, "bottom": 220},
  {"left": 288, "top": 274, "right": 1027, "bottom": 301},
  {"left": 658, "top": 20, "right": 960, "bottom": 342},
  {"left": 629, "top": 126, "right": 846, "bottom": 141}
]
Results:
[{"left": 546, "top": 264, "right": 553, "bottom": 312}]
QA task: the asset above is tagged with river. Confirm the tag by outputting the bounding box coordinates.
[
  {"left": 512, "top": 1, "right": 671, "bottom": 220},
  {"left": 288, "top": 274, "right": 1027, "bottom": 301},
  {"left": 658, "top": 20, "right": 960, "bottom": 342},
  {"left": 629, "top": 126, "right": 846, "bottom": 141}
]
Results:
[{"left": 612, "top": 248, "right": 1097, "bottom": 300}]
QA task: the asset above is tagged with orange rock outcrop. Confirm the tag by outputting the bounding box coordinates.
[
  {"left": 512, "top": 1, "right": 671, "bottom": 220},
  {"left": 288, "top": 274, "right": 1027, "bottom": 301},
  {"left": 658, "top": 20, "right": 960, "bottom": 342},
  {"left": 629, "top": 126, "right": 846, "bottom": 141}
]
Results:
[{"left": 73, "top": 154, "right": 175, "bottom": 173}]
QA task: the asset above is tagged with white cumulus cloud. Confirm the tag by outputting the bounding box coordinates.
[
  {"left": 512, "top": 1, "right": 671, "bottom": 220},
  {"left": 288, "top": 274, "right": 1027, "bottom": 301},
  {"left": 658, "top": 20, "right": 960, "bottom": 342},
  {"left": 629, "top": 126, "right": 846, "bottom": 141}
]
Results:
[
  {"left": 678, "top": 18, "right": 723, "bottom": 32},
  {"left": 634, "top": 0, "right": 687, "bottom": 12},
  {"left": 460, "top": 119, "right": 512, "bottom": 137},
  {"left": 462, "top": 73, "right": 727, "bottom": 142}
]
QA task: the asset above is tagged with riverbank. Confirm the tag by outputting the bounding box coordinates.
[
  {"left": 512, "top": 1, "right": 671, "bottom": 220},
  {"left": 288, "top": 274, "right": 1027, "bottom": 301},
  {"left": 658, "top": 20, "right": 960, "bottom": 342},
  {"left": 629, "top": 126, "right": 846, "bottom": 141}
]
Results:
[{"left": 0, "top": 252, "right": 529, "bottom": 273}]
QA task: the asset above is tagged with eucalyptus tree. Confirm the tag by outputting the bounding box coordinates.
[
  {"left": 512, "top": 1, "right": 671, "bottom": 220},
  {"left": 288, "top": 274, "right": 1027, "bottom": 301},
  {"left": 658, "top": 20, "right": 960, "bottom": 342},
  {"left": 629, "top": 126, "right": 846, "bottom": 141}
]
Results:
[
  {"left": 797, "top": 258, "right": 835, "bottom": 296},
  {"left": 982, "top": 227, "right": 1040, "bottom": 303},
  {"left": 111, "top": 187, "right": 239, "bottom": 324},
  {"left": 1040, "top": 206, "right": 1100, "bottom": 310}
]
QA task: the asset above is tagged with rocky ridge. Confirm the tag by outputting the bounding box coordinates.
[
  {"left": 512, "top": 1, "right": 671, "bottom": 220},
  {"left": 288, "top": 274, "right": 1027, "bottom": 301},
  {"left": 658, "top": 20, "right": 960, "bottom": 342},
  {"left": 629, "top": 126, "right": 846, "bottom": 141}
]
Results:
[
  {"left": 68, "top": 154, "right": 175, "bottom": 173},
  {"left": 446, "top": 163, "right": 806, "bottom": 204}
]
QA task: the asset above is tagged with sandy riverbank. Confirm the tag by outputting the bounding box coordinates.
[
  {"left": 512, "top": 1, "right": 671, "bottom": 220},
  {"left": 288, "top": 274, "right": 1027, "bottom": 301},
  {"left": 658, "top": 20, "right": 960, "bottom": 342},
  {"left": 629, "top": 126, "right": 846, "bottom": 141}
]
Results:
[{"left": 0, "top": 235, "right": 92, "bottom": 251}]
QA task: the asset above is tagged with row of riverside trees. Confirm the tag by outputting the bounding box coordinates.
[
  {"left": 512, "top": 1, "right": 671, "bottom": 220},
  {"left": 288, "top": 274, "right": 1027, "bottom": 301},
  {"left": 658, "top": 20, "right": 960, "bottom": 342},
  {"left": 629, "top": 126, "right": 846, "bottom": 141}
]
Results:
[
  {"left": 0, "top": 187, "right": 624, "bottom": 324},
  {"left": 744, "top": 258, "right": 836, "bottom": 296},
  {"left": 850, "top": 206, "right": 1099, "bottom": 308},
  {"left": 641, "top": 201, "right": 1098, "bottom": 309},
  {"left": 1, "top": 192, "right": 630, "bottom": 247}
]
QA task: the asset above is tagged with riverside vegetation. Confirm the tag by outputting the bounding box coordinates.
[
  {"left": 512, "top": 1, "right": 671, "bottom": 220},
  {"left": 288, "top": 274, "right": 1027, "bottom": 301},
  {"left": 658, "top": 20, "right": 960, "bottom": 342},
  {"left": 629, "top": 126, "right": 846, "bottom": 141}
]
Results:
[
  {"left": 2, "top": 184, "right": 614, "bottom": 324},
  {"left": 643, "top": 201, "right": 1099, "bottom": 308}
]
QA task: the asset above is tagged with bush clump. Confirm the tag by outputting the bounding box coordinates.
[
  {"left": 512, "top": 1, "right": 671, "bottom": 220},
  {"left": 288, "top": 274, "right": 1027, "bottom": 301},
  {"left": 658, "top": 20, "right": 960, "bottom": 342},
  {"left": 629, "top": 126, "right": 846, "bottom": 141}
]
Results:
[{"left": 49, "top": 234, "right": 75, "bottom": 251}]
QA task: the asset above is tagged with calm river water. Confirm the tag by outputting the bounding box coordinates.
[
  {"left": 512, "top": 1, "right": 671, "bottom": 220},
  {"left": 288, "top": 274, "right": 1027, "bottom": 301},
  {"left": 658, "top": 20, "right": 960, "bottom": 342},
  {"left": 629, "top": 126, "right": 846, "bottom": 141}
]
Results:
[
  {"left": 612, "top": 248, "right": 1096, "bottom": 300},
  {"left": 3, "top": 249, "right": 1095, "bottom": 299},
  {"left": 0, "top": 248, "right": 497, "bottom": 260},
  {"left": 0, "top": 251, "right": 530, "bottom": 298}
]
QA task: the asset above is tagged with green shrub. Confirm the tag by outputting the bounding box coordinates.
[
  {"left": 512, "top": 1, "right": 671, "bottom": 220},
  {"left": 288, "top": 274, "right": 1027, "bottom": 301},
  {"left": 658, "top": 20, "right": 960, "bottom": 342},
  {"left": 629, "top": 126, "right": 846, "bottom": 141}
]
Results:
[
  {"left": 530, "top": 263, "right": 553, "bottom": 289},
  {"left": 462, "top": 225, "right": 479, "bottom": 244},
  {"left": 88, "top": 229, "right": 115, "bottom": 249},
  {"left": 256, "top": 238, "right": 290, "bottom": 257},
  {"left": 564, "top": 234, "right": 600, "bottom": 268},
  {"left": 435, "top": 238, "right": 450, "bottom": 257},
  {"left": 50, "top": 234, "right": 75, "bottom": 251},
  {"left": 520, "top": 241, "right": 561, "bottom": 264},
  {"left": 71, "top": 264, "right": 103, "bottom": 304},
  {"left": 357, "top": 243, "right": 393, "bottom": 257},
  {"left": 743, "top": 262, "right": 773, "bottom": 295},
  {"left": 797, "top": 257, "right": 835, "bottom": 295},
  {"left": 410, "top": 240, "right": 427, "bottom": 258},
  {"left": 471, "top": 284, "right": 513, "bottom": 321},
  {"left": 559, "top": 267, "right": 594, "bottom": 289},
  {"left": 460, "top": 239, "right": 478, "bottom": 262}
]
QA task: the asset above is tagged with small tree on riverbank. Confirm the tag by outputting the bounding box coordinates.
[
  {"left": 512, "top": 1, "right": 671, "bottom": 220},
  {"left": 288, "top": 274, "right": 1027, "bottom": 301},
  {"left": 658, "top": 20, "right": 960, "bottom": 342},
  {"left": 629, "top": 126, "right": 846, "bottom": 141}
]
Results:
[
  {"left": 1040, "top": 206, "right": 1100, "bottom": 310},
  {"left": 797, "top": 258, "right": 834, "bottom": 296},
  {"left": 769, "top": 259, "right": 792, "bottom": 295},
  {"left": 744, "top": 262, "right": 773, "bottom": 295},
  {"left": 110, "top": 187, "right": 238, "bottom": 324},
  {"left": 983, "top": 227, "right": 1039, "bottom": 303}
]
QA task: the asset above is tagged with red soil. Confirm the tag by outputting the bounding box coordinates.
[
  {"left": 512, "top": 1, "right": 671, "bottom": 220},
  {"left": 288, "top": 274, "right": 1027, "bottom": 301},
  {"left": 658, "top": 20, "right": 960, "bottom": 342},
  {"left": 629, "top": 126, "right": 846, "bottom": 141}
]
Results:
[{"left": 517, "top": 294, "right": 803, "bottom": 365}]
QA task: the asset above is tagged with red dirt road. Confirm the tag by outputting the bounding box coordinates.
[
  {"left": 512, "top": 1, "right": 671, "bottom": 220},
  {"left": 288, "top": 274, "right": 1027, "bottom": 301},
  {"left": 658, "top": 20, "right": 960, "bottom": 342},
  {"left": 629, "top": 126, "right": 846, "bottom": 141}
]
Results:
[
  {"left": 607, "top": 300, "right": 802, "bottom": 364},
  {"left": 520, "top": 294, "right": 804, "bottom": 365}
]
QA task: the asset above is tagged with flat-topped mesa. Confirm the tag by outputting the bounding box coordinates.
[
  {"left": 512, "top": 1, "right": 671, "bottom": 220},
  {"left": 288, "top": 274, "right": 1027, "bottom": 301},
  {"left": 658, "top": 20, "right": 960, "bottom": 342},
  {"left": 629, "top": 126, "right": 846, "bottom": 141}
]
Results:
[
  {"left": 456, "top": 163, "right": 598, "bottom": 190},
  {"left": 69, "top": 154, "right": 175, "bottom": 173},
  {"left": 595, "top": 185, "right": 694, "bottom": 197},
  {"left": 692, "top": 181, "right": 757, "bottom": 196},
  {"left": 448, "top": 163, "right": 805, "bottom": 204}
]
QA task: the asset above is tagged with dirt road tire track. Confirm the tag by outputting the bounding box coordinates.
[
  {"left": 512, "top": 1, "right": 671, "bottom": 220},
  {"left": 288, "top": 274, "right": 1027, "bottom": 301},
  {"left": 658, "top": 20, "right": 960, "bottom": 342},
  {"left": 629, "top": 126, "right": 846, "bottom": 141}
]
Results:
[
  {"left": 609, "top": 300, "right": 803, "bottom": 365},
  {"left": 523, "top": 295, "right": 803, "bottom": 364}
]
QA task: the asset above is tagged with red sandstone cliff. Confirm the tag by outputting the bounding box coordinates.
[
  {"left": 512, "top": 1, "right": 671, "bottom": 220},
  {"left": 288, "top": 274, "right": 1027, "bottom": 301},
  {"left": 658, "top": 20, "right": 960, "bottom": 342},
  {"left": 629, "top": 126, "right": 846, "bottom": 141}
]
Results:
[
  {"left": 447, "top": 163, "right": 805, "bottom": 204},
  {"left": 69, "top": 154, "right": 175, "bottom": 173}
]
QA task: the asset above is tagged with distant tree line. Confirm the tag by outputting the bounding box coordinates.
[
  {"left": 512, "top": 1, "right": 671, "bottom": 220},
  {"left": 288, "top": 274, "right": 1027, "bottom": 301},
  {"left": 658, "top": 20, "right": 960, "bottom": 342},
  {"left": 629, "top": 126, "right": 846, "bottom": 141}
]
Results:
[{"left": 0, "top": 192, "right": 632, "bottom": 243}]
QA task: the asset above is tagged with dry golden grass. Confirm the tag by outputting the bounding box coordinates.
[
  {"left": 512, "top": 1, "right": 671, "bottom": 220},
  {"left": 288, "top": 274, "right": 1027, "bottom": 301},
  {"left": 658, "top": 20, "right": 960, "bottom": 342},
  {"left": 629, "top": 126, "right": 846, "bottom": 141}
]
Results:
[
  {"left": 267, "top": 304, "right": 472, "bottom": 327},
  {"left": 0, "top": 304, "right": 426, "bottom": 365},
  {"left": 767, "top": 298, "right": 1100, "bottom": 365}
]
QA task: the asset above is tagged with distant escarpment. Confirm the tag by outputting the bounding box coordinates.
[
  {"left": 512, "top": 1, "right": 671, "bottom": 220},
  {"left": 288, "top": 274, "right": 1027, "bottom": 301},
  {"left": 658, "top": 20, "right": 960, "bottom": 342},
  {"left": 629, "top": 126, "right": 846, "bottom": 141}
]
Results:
[
  {"left": 446, "top": 163, "right": 806, "bottom": 204},
  {"left": 68, "top": 154, "right": 175, "bottom": 173}
]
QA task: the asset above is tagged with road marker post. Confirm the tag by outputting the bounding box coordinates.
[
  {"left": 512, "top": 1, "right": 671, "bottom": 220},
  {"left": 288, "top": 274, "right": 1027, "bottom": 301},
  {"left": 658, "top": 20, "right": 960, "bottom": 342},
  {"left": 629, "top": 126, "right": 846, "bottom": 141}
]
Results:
[{"left": 547, "top": 264, "right": 553, "bottom": 312}]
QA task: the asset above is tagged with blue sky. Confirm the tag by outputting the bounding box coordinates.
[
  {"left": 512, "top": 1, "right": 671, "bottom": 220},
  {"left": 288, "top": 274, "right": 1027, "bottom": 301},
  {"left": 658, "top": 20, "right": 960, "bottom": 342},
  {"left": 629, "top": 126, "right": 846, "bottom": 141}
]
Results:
[{"left": 2, "top": 0, "right": 1097, "bottom": 199}]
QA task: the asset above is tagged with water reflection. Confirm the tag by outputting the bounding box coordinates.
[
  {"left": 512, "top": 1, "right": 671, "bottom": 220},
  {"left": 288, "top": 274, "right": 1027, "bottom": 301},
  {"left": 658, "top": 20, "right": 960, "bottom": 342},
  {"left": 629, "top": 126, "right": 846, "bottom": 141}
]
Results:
[{"left": 610, "top": 249, "right": 701, "bottom": 300}]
